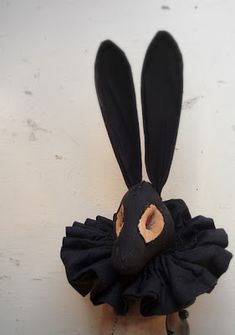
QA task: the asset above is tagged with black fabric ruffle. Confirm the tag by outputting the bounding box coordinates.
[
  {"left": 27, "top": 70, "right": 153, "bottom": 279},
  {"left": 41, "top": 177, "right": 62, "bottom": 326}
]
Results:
[{"left": 60, "top": 199, "right": 232, "bottom": 316}]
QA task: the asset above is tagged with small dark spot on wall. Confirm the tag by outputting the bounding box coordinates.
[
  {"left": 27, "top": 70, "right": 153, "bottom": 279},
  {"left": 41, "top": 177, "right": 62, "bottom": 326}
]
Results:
[
  {"left": 196, "top": 188, "right": 198, "bottom": 191},
  {"left": 27, "top": 118, "right": 50, "bottom": 133},
  {"left": 21, "top": 58, "right": 29, "bottom": 63},
  {"left": 34, "top": 68, "right": 40, "bottom": 79},
  {"left": 194, "top": 5, "right": 198, "bottom": 10},
  {"left": 27, "top": 118, "right": 39, "bottom": 130},
  {"left": 24, "top": 90, "right": 33, "bottom": 96},
  {"left": 200, "top": 150, "right": 204, "bottom": 154},
  {"left": 161, "top": 5, "right": 171, "bottom": 10},
  {"left": 9, "top": 257, "right": 20, "bottom": 266},
  {"left": 0, "top": 275, "right": 11, "bottom": 280},
  {"left": 232, "top": 125, "right": 235, "bottom": 132},
  {"left": 217, "top": 80, "right": 227, "bottom": 84},
  {"left": 182, "top": 96, "right": 203, "bottom": 110},
  {"left": 55, "top": 154, "right": 63, "bottom": 160},
  {"left": 16, "top": 319, "right": 19, "bottom": 322},
  {"left": 29, "top": 132, "right": 37, "bottom": 141}
]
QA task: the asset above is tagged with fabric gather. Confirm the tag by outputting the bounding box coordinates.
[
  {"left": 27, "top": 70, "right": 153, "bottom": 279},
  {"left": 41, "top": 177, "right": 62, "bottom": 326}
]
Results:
[{"left": 61, "top": 199, "right": 232, "bottom": 316}]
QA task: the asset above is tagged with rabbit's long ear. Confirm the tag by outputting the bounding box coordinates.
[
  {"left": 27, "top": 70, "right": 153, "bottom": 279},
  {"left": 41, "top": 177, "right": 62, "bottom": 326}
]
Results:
[
  {"left": 95, "top": 40, "right": 142, "bottom": 188},
  {"left": 141, "top": 31, "right": 183, "bottom": 195}
]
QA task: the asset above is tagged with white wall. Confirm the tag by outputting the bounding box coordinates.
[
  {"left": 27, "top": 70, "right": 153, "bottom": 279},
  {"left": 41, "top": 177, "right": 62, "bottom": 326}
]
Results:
[{"left": 0, "top": 1, "right": 234, "bottom": 334}]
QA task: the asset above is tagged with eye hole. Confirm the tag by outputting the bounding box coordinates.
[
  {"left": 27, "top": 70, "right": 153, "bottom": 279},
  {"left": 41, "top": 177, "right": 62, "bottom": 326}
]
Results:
[
  {"left": 138, "top": 204, "right": 165, "bottom": 243},
  {"left": 115, "top": 204, "right": 124, "bottom": 237},
  {"left": 145, "top": 213, "right": 155, "bottom": 230}
]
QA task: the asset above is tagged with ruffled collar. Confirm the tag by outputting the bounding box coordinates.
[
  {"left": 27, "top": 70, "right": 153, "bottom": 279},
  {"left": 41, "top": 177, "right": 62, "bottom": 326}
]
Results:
[{"left": 61, "top": 199, "right": 232, "bottom": 316}]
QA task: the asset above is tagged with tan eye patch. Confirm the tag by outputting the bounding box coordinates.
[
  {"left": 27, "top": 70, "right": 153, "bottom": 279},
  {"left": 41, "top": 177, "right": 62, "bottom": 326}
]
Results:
[
  {"left": 138, "top": 204, "right": 164, "bottom": 243},
  {"left": 115, "top": 204, "right": 124, "bottom": 236}
]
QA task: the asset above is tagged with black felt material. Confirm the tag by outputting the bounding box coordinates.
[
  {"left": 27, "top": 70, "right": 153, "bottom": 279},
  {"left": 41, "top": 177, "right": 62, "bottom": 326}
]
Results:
[
  {"left": 61, "top": 31, "right": 232, "bottom": 317},
  {"left": 141, "top": 31, "right": 183, "bottom": 194},
  {"left": 60, "top": 199, "right": 232, "bottom": 316},
  {"left": 111, "top": 181, "right": 175, "bottom": 276},
  {"left": 95, "top": 40, "right": 142, "bottom": 189}
]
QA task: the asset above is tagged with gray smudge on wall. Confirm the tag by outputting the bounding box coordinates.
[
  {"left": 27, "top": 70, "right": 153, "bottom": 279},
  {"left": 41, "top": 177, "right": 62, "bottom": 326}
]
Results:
[
  {"left": 27, "top": 118, "right": 50, "bottom": 133},
  {"left": 161, "top": 5, "right": 171, "bottom": 10},
  {"left": 24, "top": 90, "right": 33, "bottom": 96},
  {"left": 182, "top": 96, "right": 203, "bottom": 110}
]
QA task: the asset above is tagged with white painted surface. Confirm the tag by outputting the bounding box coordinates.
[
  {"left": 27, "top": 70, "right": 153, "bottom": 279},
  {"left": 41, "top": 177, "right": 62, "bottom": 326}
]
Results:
[{"left": 0, "top": 0, "right": 234, "bottom": 334}]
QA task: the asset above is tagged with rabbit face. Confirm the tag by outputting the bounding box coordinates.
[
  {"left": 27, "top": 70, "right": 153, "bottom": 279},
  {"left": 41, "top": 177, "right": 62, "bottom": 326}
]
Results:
[{"left": 111, "top": 181, "right": 175, "bottom": 275}]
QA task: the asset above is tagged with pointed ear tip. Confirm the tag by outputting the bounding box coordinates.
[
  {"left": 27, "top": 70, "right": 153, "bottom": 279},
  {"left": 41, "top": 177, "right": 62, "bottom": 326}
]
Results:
[
  {"left": 151, "top": 30, "right": 181, "bottom": 48},
  {"left": 96, "top": 39, "right": 120, "bottom": 55},
  {"left": 157, "top": 30, "right": 175, "bottom": 39},
  {"left": 147, "top": 31, "right": 183, "bottom": 64},
  {"left": 95, "top": 40, "right": 123, "bottom": 67}
]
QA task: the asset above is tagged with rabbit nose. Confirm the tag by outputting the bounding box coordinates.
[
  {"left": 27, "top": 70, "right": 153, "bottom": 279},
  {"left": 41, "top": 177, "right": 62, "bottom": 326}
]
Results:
[{"left": 111, "top": 244, "right": 143, "bottom": 275}]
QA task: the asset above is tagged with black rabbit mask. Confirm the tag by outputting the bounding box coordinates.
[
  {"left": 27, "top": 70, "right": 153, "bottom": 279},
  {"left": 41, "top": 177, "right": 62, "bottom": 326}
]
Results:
[
  {"left": 61, "top": 31, "right": 232, "bottom": 317},
  {"left": 95, "top": 31, "right": 183, "bottom": 276}
]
